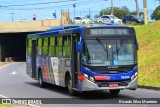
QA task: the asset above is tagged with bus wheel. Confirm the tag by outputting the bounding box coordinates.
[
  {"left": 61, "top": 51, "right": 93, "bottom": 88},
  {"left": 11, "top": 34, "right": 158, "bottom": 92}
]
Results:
[
  {"left": 109, "top": 89, "right": 120, "bottom": 95},
  {"left": 38, "top": 71, "right": 45, "bottom": 88},
  {"left": 67, "top": 76, "right": 76, "bottom": 96}
]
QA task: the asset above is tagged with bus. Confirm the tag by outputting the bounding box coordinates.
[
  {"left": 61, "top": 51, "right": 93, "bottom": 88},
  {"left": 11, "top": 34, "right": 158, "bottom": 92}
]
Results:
[{"left": 26, "top": 25, "right": 138, "bottom": 95}]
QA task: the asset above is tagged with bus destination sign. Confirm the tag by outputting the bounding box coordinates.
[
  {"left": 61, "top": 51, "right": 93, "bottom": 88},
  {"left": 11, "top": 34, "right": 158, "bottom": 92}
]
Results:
[{"left": 90, "top": 29, "right": 130, "bottom": 35}]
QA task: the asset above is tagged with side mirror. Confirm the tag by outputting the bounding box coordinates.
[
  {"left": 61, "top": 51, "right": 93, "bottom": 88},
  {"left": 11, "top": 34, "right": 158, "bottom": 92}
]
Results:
[{"left": 77, "top": 42, "right": 82, "bottom": 53}]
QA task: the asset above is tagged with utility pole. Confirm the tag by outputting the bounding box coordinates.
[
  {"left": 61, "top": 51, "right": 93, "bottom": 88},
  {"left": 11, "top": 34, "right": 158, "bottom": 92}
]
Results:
[
  {"left": 73, "top": 4, "right": 76, "bottom": 18},
  {"left": 135, "top": 0, "right": 139, "bottom": 16},
  {"left": 10, "top": 12, "right": 15, "bottom": 22},
  {"left": 111, "top": 0, "right": 113, "bottom": 15},
  {"left": 101, "top": 1, "right": 104, "bottom": 15},
  {"left": 89, "top": 8, "right": 91, "bottom": 18},
  {"left": 143, "top": 0, "right": 148, "bottom": 24}
]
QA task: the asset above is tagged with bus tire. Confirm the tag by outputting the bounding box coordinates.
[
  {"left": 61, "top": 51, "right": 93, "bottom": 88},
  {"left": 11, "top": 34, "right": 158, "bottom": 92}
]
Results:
[
  {"left": 67, "top": 75, "right": 76, "bottom": 96},
  {"left": 109, "top": 89, "right": 120, "bottom": 95},
  {"left": 38, "top": 70, "right": 45, "bottom": 88}
]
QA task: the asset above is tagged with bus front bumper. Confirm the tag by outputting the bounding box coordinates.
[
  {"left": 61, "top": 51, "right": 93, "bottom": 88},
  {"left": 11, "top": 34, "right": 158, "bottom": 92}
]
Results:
[{"left": 81, "top": 77, "right": 138, "bottom": 91}]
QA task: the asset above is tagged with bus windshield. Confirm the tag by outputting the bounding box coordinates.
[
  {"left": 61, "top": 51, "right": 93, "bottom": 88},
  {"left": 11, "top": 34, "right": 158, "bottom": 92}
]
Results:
[{"left": 82, "top": 39, "right": 136, "bottom": 66}]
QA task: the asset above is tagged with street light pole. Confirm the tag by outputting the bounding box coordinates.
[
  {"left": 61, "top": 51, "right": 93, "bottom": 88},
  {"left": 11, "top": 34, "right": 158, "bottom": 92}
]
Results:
[
  {"left": 102, "top": 2, "right": 104, "bottom": 15},
  {"left": 73, "top": 4, "right": 76, "bottom": 18},
  {"left": 10, "top": 12, "right": 15, "bottom": 22},
  {"left": 111, "top": 0, "right": 113, "bottom": 15},
  {"left": 135, "top": 0, "right": 139, "bottom": 16},
  {"left": 143, "top": 0, "right": 148, "bottom": 24}
]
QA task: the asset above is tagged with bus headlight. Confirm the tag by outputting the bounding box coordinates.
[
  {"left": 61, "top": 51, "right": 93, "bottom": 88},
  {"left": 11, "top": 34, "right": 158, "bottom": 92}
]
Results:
[
  {"left": 83, "top": 73, "right": 95, "bottom": 82},
  {"left": 135, "top": 72, "right": 138, "bottom": 76},
  {"left": 84, "top": 73, "right": 89, "bottom": 79},
  {"left": 89, "top": 76, "right": 95, "bottom": 82},
  {"left": 131, "top": 72, "right": 138, "bottom": 81},
  {"left": 131, "top": 75, "right": 135, "bottom": 81}
]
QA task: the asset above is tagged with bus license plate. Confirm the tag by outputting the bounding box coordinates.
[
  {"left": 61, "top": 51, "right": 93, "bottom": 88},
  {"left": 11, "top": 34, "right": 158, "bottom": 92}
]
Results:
[{"left": 109, "top": 83, "right": 118, "bottom": 87}]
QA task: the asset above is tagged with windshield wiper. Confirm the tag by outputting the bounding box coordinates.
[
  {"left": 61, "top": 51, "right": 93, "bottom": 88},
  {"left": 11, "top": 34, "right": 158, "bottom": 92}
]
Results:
[
  {"left": 96, "top": 37, "right": 108, "bottom": 58},
  {"left": 96, "top": 37, "right": 107, "bottom": 52}
]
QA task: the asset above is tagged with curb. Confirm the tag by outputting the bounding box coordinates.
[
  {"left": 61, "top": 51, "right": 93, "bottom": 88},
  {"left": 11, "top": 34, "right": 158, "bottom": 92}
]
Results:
[
  {"left": 138, "top": 85, "right": 160, "bottom": 91},
  {"left": 0, "top": 62, "right": 15, "bottom": 70}
]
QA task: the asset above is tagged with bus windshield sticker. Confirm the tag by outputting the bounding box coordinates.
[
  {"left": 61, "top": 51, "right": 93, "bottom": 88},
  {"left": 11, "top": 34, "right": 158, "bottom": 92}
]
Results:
[
  {"left": 51, "top": 57, "right": 59, "bottom": 85},
  {"left": 113, "top": 60, "right": 118, "bottom": 65}
]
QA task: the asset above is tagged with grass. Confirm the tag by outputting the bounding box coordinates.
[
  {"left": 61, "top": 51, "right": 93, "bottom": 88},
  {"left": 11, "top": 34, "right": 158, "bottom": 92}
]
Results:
[
  {"left": 132, "top": 21, "right": 160, "bottom": 87},
  {"left": 0, "top": 104, "right": 13, "bottom": 107}
]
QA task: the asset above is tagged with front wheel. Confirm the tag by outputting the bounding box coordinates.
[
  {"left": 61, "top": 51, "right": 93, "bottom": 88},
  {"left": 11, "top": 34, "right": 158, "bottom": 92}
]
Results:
[
  {"left": 109, "top": 89, "right": 120, "bottom": 95},
  {"left": 67, "top": 76, "right": 76, "bottom": 96}
]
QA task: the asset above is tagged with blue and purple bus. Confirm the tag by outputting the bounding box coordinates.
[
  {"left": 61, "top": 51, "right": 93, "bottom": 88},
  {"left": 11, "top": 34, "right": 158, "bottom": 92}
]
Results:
[{"left": 26, "top": 25, "right": 138, "bottom": 95}]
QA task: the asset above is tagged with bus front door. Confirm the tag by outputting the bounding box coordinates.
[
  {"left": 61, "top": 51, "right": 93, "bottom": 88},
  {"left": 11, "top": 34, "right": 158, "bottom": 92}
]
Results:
[{"left": 71, "top": 36, "right": 79, "bottom": 89}]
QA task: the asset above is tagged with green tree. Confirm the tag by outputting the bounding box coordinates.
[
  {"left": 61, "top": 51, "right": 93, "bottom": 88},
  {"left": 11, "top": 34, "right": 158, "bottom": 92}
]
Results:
[
  {"left": 94, "top": 14, "right": 99, "bottom": 19},
  {"left": 84, "top": 15, "right": 91, "bottom": 19},
  {"left": 97, "top": 6, "right": 129, "bottom": 19},
  {"left": 129, "top": 11, "right": 137, "bottom": 15},
  {"left": 151, "top": 6, "right": 160, "bottom": 20}
]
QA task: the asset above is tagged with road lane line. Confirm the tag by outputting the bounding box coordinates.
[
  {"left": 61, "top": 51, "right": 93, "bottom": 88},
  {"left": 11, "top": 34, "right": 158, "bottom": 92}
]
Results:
[
  {"left": 0, "top": 62, "right": 20, "bottom": 70},
  {"left": 10, "top": 70, "right": 17, "bottom": 75}
]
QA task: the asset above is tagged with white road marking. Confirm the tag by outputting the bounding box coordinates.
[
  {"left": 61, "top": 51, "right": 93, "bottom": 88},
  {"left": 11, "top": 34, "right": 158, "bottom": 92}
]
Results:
[
  {"left": 10, "top": 70, "right": 17, "bottom": 75},
  {"left": 0, "top": 95, "right": 8, "bottom": 98}
]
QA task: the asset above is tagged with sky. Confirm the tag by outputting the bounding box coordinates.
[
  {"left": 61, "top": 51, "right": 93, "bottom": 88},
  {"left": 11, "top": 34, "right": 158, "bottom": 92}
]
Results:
[{"left": 0, "top": 0, "right": 159, "bottom": 22}]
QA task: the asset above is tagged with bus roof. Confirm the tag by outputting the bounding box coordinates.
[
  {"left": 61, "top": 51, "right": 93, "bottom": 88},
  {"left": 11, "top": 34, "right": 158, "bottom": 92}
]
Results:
[{"left": 27, "top": 24, "right": 134, "bottom": 38}]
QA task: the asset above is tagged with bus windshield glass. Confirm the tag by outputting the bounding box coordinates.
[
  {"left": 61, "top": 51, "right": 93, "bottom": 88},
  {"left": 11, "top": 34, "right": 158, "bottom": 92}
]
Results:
[{"left": 82, "top": 39, "right": 136, "bottom": 66}]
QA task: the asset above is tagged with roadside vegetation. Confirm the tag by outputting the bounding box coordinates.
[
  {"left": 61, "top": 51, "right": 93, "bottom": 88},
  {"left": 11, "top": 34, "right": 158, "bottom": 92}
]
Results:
[
  {"left": 133, "top": 21, "right": 160, "bottom": 87},
  {"left": 0, "top": 104, "right": 13, "bottom": 107}
]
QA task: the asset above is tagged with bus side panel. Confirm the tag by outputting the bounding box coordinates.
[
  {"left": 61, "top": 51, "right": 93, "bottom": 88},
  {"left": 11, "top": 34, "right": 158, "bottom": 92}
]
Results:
[
  {"left": 50, "top": 57, "right": 70, "bottom": 87},
  {"left": 58, "top": 57, "right": 71, "bottom": 87},
  {"left": 47, "top": 56, "right": 57, "bottom": 84},
  {"left": 37, "top": 56, "right": 67, "bottom": 87},
  {"left": 37, "top": 56, "right": 52, "bottom": 84},
  {"left": 39, "top": 56, "right": 71, "bottom": 87}
]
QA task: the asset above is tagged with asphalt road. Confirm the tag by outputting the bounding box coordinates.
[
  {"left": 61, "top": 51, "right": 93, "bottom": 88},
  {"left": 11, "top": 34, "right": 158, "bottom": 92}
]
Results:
[{"left": 0, "top": 62, "right": 160, "bottom": 107}]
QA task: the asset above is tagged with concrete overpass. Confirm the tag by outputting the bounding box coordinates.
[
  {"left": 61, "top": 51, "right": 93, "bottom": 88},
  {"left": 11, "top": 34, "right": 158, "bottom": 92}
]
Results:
[
  {"left": 0, "top": 19, "right": 61, "bottom": 61},
  {"left": 0, "top": 19, "right": 61, "bottom": 33}
]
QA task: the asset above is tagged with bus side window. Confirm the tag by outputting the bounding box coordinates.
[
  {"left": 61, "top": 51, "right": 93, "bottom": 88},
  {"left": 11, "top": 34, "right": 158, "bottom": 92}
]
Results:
[
  {"left": 63, "top": 36, "right": 71, "bottom": 58},
  {"left": 55, "top": 36, "right": 63, "bottom": 57},
  {"left": 37, "top": 38, "right": 42, "bottom": 55},
  {"left": 49, "top": 36, "right": 55, "bottom": 56},
  {"left": 42, "top": 38, "right": 49, "bottom": 56},
  {"left": 27, "top": 39, "right": 32, "bottom": 56}
]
